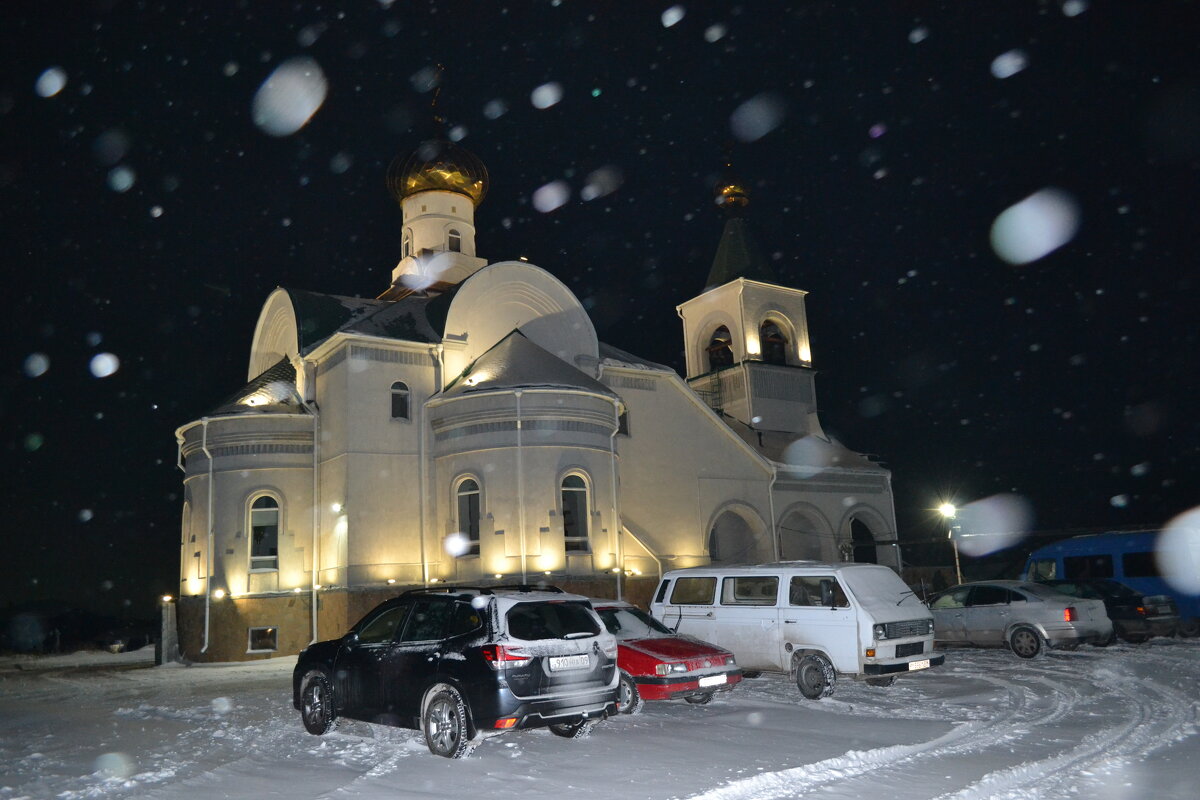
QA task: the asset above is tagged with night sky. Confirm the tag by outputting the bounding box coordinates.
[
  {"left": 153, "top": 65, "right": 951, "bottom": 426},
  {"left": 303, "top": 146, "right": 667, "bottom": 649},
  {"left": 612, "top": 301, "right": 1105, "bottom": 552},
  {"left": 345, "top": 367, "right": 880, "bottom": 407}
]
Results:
[{"left": 4, "top": 1, "right": 1198, "bottom": 618}]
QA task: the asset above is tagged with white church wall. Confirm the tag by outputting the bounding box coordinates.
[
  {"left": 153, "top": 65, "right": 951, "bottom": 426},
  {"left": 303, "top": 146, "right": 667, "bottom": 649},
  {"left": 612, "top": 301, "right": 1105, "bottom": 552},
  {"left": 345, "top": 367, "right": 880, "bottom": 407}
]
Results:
[
  {"left": 738, "top": 281, "right": 811, "bottom": 366},
  {"left": 342, "top": 452, "right": 425, "bottom": 586},
  {"left": 601, "top": 368, "right": 771, "bottom": 565},
  {"left": 432, "top": 442, "right": 618, "bottom": 582}
]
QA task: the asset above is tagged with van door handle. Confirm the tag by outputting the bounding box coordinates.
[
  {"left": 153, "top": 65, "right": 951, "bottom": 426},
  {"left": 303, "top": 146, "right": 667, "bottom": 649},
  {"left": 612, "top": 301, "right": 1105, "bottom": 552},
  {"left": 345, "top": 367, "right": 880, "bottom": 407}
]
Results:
[
  {"left": 705, "top": 611, "right": 714, "bottom": 618},
  {"left": 784, "top": 620, "right": 798, "bottom": 624}
]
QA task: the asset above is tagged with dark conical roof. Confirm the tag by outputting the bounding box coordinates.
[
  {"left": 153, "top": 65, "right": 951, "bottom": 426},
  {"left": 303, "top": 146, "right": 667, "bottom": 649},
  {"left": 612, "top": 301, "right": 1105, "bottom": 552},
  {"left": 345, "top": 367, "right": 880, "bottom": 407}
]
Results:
[
  {"left": 704, "top": 214, "right": 776, "bottom": 291},
  {"left": 443, "top": 330, "right": 616, "bottom": 398}
]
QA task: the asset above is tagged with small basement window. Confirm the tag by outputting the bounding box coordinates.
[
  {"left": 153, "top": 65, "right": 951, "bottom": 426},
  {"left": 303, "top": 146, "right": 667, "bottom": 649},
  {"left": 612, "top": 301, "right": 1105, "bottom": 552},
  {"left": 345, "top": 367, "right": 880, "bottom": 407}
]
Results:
[{"left": 247, "top": 626, "right": 278, "bottom": 653}]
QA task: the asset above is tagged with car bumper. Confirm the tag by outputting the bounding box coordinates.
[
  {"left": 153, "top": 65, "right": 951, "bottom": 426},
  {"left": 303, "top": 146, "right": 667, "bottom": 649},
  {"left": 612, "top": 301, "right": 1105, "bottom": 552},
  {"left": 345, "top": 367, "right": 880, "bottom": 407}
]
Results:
[
  {"left": 634, "top": 669, "right": 743, "bottom": 701},
  {"left": 863, "top": 654, "right": 945, "bottom": 675},
  {"left": 1042, "top": 622, "right": 1112, "bottom": 647},
  {"left": 1115, "top": 618, "right": 1179, "bottom": 639},
  {"left": 475, "top": 684, "right": 619, "bottom": 731}
]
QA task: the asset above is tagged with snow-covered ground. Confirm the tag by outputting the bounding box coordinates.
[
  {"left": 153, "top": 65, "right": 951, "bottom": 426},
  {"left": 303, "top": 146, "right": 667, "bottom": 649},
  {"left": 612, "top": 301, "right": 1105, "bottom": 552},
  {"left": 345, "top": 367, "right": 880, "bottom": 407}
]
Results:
[{"left": 1, "top": 640, "right": 1197, "bottom": 800}]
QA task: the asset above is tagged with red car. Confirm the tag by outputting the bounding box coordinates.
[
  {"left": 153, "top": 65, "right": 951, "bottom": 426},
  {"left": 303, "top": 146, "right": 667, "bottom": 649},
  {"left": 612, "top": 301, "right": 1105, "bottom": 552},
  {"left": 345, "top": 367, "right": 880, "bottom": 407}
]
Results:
[{"left": 591, "top": 600, "right": 742, "bottom": 713}]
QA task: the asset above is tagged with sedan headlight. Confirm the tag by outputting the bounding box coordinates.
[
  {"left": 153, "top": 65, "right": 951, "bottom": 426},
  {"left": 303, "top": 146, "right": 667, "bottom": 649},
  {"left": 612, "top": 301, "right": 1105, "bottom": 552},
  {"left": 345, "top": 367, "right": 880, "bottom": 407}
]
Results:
[
  {"left": 654, "top": 662, "right": 688, "bottom": 676},
  {"left": 873, "top": 623, "right": 887, "bottom": 640},
  {"left": 724, "top": 655, "right": 736, "bottom": 666},
  {"left": 926, "top": 619, "right": 935, "bottom": 634}
]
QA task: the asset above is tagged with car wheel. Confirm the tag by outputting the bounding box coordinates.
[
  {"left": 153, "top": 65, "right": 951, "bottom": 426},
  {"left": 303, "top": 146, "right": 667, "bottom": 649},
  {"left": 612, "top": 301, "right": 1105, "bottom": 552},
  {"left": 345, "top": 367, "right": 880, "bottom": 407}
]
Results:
[
  {"left": 300, "top": 673, "right": 339, "bottom": 735},
  {"left": 1178, "top": 618, "right": 1200, "bottom": 638},
  {"left": 423, "top": 689, "right": 473, "bottom": 759},
  {"left": 795, "top": 653, "right": 835, "bottom": 700},
  {"left": 865, "top": 675, "right": 896, "bottom": 688},
  {"left": 1009, "top": 626, "right": 1042, "bottom": 659},
  {"left": 549, "top": 718, "right": 595, "bottom": 739},
  {"left": 684, "top": 692, "right": 713, "bottom": 705},
  {"left": 617, "top": 670, "right": 642, "bottom": 715},
  {"left": 1093, "top": 630, "right": 1116, "bottom": 647},
  {"left": 1119, "top": 633, "right": 1147, "bottom": 644}
]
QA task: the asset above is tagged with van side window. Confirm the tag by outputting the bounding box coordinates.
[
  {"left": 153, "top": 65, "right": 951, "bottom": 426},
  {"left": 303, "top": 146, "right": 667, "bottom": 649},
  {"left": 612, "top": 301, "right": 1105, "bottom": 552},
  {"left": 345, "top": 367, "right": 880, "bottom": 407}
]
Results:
[
  {"left": 1122, "top": 551, "right": 1161, "bottom": 578},
  {"left": 1028, "top": 558, "right": 1056, "bottom": 581},
  {"left": 670, "top": 577, "right": 716, "bottom": 605},
  {"left": 788, "top": 576, "right": 848, "bottom": 608},
  {"left": 654, "top": 580, "right": 670, "bottom": 604},
  {"left": 721, "top": 576, "right": 779, "bottom": 605},
  {"left": 1063, "top": 554, "right": 1113, "bottom": 579}
]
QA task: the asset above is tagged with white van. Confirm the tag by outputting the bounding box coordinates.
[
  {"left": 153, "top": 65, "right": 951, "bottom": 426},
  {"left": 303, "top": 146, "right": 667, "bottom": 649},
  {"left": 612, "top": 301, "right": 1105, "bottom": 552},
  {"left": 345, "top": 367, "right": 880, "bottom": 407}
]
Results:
[{"left": 650, "top": 562, "right": 943, "bottom": 699}]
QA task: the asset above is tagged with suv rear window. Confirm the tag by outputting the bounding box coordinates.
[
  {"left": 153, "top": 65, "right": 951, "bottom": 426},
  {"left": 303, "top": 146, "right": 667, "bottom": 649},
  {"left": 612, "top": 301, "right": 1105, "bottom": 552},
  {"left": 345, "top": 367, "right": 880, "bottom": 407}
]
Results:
[{"left": 505, "top": 601, "right": 600, "bottom": 641}]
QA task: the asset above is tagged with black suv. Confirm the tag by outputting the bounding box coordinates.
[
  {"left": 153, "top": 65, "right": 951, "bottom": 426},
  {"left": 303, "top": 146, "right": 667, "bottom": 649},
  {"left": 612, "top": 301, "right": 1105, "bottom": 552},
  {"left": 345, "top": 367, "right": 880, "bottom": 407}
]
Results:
[{"left": 292, "top": 586, "right": 619, "bottom": 758}]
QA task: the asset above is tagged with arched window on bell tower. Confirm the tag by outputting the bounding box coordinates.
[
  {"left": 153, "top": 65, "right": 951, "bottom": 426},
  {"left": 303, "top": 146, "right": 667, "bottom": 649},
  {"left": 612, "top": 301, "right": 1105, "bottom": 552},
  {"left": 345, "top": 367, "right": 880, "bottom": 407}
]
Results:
[
  {"left": 760, "top": 320, "right": 788, "bottom": 365},
  {"left": 706, "top": 326, "right": 734, "bottom": 371},
  {"left": 447, "top": 228, "right": 462, "bottom": 252}
]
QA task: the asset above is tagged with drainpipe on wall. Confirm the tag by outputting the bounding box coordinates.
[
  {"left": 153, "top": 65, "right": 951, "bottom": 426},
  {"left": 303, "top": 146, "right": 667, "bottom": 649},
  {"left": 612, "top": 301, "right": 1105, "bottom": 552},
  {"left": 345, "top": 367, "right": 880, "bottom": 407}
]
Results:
[
  {"left": 200, "top": 418, "right": 214, "bottom": 654},
  {"left": 609, "top": 397, "right": 623, "bottom": 601},
  {"left": 768, "top": 466, "right": 779, "bottom": 562},
  {"left": 295, "top": 356, "right": 322, "bottom": 645},
  {"left": 516, "top": 391, "right": 527, "bottom": 583}
]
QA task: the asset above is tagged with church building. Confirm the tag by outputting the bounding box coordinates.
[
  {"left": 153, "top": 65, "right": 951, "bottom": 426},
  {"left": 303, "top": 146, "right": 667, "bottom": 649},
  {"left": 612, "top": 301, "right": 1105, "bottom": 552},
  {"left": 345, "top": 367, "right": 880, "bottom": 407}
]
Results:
[{"left": 172, "top": 140, "right": 900, "bottom": 661}]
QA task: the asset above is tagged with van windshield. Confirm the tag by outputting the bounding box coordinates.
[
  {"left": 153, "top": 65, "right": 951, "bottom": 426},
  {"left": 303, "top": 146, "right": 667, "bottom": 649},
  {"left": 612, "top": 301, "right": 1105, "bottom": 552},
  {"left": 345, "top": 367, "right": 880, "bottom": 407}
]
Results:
[{"left": 838, "top": 566, "right": 913, "bottom": 608}]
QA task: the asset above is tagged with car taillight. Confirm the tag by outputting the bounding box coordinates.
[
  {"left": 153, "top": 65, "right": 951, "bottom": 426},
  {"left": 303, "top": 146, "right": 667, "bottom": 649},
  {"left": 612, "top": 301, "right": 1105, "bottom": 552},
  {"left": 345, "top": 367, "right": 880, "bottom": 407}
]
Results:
[
  {"left": 481, "top": 644, "right": 532, "bottom": 668},
  {"left": 1136, "top": 605, "right": 1147, "bottom": 616},
  {"left": 602, "top": 640, "right": 617, "bottom": 659},
  {"left": 1063, "top": 607, "right": 1076, "bottom": 622}
]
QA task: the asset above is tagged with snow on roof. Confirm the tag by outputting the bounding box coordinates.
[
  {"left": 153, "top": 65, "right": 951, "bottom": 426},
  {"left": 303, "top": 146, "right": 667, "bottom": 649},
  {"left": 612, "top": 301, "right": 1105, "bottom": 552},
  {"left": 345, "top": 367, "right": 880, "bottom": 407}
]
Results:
[
  {"left": 597, "top": 341, "right": 674, "bottom": 372},
  {"left": 720, "top": 417, "right": 883, "bottom": 472},
  {"left": 207, "top": 356, "right": 307, "bottom": 417},
  {"left": 442, "top": 330, "right": 617, "bottom": 398},
  {"left": 284, "top": 288, "right": 444, "bottom": 354}
]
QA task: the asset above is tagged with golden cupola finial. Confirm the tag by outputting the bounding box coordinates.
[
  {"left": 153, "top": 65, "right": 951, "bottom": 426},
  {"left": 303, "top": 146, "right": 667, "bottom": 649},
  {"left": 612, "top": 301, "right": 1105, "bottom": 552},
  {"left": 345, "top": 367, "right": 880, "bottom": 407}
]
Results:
[{"left": 386, "top": 139, "right": 490, "bottom": 207}]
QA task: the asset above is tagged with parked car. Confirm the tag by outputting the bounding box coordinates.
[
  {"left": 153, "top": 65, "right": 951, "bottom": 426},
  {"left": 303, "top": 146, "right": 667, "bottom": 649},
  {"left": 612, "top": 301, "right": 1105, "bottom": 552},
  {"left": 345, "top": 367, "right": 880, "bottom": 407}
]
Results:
[
  {"left": 1035, "top": 579, "right": 1179, "bottom": 643},
  {"left": 928, "top": 580, "right": 1112, "bottom": 658},
  {"left": 650, "top": 563, "right": 942, "bottom": 699},
  {"left": 292, "top": 586, "right": 619, "bottom": 758},
  {"left": 1024, "top": 531, "right": 1200, "bottom": 637},
  {"left": 590, "top": 599, "right": 741, "bottom": 713}
]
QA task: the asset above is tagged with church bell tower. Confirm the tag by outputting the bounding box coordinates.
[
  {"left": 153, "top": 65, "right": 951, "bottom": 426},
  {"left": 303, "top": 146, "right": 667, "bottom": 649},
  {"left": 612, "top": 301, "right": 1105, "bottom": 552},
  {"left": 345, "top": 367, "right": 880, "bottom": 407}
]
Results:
[{"left": 676, "top": 178, "right": 822, "bottom": 436}]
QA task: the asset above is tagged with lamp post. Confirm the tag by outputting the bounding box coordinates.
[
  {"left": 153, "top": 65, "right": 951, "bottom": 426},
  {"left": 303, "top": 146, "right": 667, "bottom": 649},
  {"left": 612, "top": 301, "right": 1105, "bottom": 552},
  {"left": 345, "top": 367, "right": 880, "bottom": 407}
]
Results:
[{"left": 938, "top": 503, "right": 963, "bottom": 585}]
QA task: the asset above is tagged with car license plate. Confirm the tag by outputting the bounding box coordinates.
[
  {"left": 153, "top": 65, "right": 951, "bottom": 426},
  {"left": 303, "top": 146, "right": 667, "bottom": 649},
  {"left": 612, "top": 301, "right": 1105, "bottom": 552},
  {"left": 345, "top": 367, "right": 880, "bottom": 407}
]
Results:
[
  {"left": 908, "top": 659, "right": 931, "bottom": 671},
  {"left": 698, "top": 674, "right": 727, "bottom": 688},
  {"left": 549, "top": 654, "right": 590, "bottom": 672}
]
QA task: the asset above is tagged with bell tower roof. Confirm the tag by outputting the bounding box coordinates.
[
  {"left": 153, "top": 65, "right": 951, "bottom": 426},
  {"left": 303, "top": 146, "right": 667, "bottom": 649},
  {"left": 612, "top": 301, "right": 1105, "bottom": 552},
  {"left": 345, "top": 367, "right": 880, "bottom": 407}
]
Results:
[{"left": 704, "top": 177, "right": 775, "bottom": 291}]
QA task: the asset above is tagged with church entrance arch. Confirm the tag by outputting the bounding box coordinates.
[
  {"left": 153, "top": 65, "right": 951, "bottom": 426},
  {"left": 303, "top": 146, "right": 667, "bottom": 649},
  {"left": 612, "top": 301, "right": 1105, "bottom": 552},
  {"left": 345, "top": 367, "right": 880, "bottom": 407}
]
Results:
[
  {"left": 707, "top": 504, "right": 770, "bottom": 564},
  {"left": 777, "top": 503, "right": 831, "bottom": 562},
  {"left": 851, "top": 520, "right": 876, "bottom": 564},
  {"left": 840, "top": 505, "right": 896, "bottom": 567}
]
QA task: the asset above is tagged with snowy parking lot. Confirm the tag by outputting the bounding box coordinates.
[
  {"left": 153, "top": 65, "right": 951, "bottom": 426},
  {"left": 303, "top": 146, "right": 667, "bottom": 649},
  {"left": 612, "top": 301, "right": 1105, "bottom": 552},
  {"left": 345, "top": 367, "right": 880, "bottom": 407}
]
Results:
[{"left": 1, "top": 639, "right": 1197, "bottom": 800}]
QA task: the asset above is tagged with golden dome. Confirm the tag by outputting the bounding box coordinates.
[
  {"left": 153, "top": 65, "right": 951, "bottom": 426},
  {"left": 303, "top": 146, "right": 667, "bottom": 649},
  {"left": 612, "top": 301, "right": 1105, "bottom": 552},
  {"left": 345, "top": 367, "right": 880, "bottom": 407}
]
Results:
[
  {"left": 387, "top": 139, "right": 489, "bottom": 207},
  {"left": 716, "top": 180, "right": 749, "bottom": 208}
]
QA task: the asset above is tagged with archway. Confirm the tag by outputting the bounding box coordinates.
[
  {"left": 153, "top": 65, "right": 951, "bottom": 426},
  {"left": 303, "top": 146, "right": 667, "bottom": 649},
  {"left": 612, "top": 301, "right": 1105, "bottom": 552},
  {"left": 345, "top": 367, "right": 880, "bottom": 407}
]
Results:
[
  {"left": 851, "top": 519, "right": 877, "bottom": 563},
  {"left": 777, "top": 505, "right": 830, "bottom": 561},
  {"left": 707, "top": 506, "right": 770, "bottom": 564}
]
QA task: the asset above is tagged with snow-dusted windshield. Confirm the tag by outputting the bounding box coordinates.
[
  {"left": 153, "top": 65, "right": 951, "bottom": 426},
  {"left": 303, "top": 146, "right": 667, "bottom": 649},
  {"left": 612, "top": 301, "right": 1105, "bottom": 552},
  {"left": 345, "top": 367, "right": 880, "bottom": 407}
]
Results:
[{"left": 597, "top": 606, "right": 673, "bottom": 640}]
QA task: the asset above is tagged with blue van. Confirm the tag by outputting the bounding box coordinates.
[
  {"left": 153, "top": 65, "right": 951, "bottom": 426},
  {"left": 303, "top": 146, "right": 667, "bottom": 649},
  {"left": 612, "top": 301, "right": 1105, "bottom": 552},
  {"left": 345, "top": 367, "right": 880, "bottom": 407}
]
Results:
[{"left": 1023, "top": 531, "right": 1199, "bottom": 637}]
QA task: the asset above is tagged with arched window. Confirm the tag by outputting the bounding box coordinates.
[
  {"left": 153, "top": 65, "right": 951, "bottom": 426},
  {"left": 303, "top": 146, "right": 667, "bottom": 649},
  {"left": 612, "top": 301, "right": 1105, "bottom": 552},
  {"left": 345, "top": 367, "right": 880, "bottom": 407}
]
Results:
[
  {"left": 561, "top": 474, "right": 591, "bottom": 553},
  {"left": 706, "top": 326, "right": 734, "bottom": 370},
  {"left": 391, "top": 381, "right": 410, "bottom": 420},
  {"left": 456, "top": 478, "right": 481, "bottom": 557},
  {"left": 402, "top": 229, "right": 413, "bottom": 258},
  {"left": 447, "top": 228, "right": 462, "bottom": 252},
  {"left": 250, "top": 496, "right": 280, "bottom": 571},
  {"left": 760, "top": 320, "right": 788, "bottom": 365}
]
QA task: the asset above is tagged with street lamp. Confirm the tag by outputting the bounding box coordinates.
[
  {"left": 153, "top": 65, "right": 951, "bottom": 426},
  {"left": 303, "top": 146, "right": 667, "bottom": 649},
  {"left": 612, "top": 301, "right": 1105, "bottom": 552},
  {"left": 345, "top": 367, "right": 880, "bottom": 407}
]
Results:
[{"left": 938, "top": 503, "right": 963, "bottom": 585}]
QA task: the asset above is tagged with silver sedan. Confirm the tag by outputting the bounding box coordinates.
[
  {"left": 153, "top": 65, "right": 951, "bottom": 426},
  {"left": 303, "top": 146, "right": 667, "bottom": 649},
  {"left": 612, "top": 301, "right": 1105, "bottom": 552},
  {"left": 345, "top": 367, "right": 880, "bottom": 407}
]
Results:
[{"left": 928, "top": 580, "right": 1113, "bottom": 658}]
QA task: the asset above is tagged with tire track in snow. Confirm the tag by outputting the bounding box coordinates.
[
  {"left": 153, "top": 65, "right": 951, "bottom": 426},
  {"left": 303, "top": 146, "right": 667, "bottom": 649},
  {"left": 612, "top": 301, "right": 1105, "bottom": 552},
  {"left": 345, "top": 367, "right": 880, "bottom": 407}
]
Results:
[
  {"left": 933, "top": 658, "right": 1198, "bottom": 800},
  {"left": 682, "top": 675, "right": 1043, "bottom": 800}
]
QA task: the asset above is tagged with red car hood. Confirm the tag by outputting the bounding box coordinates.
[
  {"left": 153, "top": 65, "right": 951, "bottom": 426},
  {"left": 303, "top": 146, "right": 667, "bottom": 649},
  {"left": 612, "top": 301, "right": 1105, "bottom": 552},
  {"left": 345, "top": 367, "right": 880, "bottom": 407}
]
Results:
[{"left": 621, "top": 636, "right": 728, "bottom": 661}]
